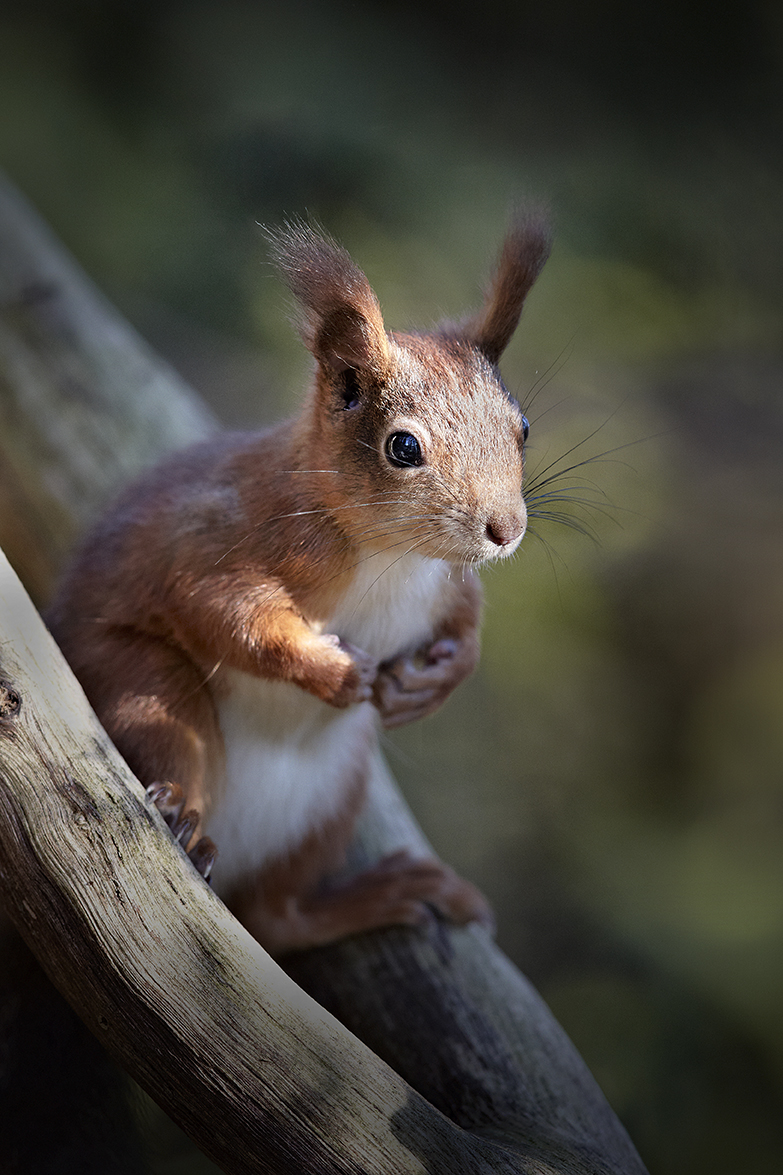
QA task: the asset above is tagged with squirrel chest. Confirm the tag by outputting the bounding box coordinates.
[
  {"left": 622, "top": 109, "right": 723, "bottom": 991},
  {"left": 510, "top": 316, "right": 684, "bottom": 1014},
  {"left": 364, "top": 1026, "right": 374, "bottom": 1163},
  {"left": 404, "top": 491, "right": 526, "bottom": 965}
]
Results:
[{"left": 206, "top": 550, "right": 450, "bottom": 894}]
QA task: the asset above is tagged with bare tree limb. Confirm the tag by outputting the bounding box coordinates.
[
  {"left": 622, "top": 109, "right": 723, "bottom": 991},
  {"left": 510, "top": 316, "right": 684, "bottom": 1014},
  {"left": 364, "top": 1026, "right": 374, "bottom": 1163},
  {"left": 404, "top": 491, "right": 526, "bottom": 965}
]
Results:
[
  {"left": 0, "top": 176, "right": 215, "bottom": 604},
  {"left": 0, "top": 171, "right": 647, "bottom": 1174},
  {"left": 0, "top": 545, "right": 533, "bottom": 1174}
]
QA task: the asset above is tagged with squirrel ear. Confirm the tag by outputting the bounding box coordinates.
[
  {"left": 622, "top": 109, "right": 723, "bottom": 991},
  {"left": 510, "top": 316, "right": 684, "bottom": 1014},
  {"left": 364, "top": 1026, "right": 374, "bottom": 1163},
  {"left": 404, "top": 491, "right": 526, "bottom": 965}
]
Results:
[
  {"left": 268, "top": 223, "right": 390, "bottom": 377},
  {"left": 460, "top": 211, "right": 552, "bottom": 365}
]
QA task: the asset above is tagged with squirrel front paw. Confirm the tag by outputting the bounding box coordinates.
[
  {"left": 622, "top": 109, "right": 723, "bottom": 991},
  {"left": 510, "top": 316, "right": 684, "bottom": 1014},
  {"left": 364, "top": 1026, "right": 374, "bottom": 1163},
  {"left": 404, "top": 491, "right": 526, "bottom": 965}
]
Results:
[
  {"left": 145, "top": 781, "right": 217, "bottom": 882},
  {"left": 322, "top": 637, "right": 377, "bottom": 707},
  {"left": 373, "top": 634, "right": 478, "bottom": 728}
]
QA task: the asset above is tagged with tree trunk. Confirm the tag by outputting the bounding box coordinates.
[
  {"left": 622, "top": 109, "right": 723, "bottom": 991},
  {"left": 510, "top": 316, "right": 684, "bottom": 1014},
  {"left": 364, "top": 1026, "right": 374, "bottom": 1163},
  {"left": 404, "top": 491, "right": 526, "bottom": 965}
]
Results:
[{"left": 0, "top": 171, "right": 647, "bottom": 1174}]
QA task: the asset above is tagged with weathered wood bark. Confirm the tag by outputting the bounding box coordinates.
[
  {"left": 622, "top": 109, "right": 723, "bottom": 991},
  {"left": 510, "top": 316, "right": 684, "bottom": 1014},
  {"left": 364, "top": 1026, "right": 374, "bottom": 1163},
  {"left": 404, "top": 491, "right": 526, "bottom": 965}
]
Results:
[
  {"left": 0, "top": 177, "right": 215, "bottom": 606},
  {"left": 0, "top": 171, "right": 648, "bottom": 1174}
]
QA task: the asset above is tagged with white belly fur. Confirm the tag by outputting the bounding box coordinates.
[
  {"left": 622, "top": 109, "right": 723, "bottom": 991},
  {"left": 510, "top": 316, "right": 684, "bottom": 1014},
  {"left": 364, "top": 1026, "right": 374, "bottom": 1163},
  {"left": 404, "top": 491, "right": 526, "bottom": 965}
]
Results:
[{"left": 206, "top": 552, "right": 451, "bottom": 895}]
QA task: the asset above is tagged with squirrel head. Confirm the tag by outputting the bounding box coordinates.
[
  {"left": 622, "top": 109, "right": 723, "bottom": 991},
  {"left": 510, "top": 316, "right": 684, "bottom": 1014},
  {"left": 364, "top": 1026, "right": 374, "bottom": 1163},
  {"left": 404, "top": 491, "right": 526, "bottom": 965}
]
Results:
[{"left": 268, "top": 215, "right": 551, "bottom": 567}]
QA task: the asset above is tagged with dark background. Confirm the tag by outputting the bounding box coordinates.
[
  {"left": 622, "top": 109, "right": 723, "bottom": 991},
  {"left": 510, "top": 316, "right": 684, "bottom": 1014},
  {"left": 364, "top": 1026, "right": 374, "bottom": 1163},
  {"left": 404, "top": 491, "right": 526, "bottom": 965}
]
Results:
[{"left": 2, "top": 2, "right": 782, "bottom": 1171}]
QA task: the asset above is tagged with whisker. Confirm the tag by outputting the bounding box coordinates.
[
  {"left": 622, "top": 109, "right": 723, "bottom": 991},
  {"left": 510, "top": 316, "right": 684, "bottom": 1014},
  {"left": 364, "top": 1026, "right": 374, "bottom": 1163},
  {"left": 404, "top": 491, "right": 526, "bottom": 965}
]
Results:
[
  {"left": 341, "top": 531, "right": 436, "bottom": 618},
  {"left": 526, "top": 451, "right": 632, "bottom": 496},
  {"left": 523, "top": 395, "right": 572, "bottom": 429},
  {"left": 213, "top": 497, "right": 431, "bottom": 565},
  {"left": 531, "top": 489, "right": 659, "bottom": 529},
  {"left": 256, "top": 519, "right": 440, "bottom": 610},
  {"left": 252, "top": 507, "right": 442, "bottom": 593},
  {"left": 528, "top": 510, "right": 599, "bottom": 538},
  {"left": 169, "top": 654, "right": 228, "bottom": 711},
  {"left": 527, "top": 488, "right": 621, "bottom": 518},
  {"left": 525, "top": 430, "right": 611, "bottom": 492},
  {"left": 521, "top": 333, "right": 577, "bottom": 416},
  {"left": 523, "top": 399, "right": 637, "bottom": 492},
  {"left": 349, "top": 522, "right": 438, "bottom": 548},
  {"left": 525, "top": 418, "right": 669, "bottom": 501},
  {"left": 526, "top": 482, "right": 610, "bottom": 503},
  {"left": 525, "top": 528, "right": 568, "bottom": 608}
]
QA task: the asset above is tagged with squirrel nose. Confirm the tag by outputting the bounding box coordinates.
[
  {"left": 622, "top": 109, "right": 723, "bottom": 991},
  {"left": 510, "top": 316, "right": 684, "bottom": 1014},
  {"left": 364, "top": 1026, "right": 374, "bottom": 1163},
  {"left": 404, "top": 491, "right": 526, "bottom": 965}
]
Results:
[{"left": 486, "top": 513, "right": 526, "bottom": 548}]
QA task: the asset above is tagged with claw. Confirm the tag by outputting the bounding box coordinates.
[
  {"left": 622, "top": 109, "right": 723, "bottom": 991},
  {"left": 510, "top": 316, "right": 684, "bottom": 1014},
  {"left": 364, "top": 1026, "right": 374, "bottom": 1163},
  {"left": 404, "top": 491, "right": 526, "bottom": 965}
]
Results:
[
  {"left": 172, "top": 807, "right": 199, "bottom": 846},
  {"left": 188, "top": 836, "right": 218, "bottom": 883},
  {"left": 425, "top": 637, "right": 458, "bottom": 664},
  {"left": 145, "top": 782, "right": 216, "bottom": 881},
  {"left": 145, "top": 780, "right": 186, "bottom": 828}
]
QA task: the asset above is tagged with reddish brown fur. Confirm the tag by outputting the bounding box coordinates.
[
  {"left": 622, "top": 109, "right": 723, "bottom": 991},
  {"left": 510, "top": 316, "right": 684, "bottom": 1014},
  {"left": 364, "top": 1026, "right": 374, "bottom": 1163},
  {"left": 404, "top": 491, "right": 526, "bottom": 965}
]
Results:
[
  {"left": 268, "top": 222, "right": 390, "bottom": 375},
  {"left": 455, "top": 210, "right": 551, "bottom": 364},
  {"left": 48, "top": 217, "right": 549, "bottom": 955}
]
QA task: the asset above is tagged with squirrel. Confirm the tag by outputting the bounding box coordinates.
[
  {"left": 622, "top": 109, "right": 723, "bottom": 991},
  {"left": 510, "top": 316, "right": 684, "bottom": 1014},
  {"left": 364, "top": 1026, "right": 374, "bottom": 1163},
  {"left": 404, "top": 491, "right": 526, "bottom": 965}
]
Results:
[{"left": 45, "top": 214, "right": 551, "bottom": 958}]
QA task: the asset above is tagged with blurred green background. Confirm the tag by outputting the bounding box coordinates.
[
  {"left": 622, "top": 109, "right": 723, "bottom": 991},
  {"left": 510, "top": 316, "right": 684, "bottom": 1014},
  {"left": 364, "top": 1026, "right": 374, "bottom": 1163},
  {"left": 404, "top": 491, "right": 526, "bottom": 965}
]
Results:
[{"left": 2, "top": 1, "right": 782, "bottom": 1171}]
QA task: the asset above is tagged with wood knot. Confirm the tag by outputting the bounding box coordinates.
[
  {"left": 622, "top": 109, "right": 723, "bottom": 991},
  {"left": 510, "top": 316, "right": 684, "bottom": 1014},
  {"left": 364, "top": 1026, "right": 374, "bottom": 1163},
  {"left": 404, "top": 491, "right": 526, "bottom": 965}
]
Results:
[{"left": 0, "top": 680, "right": 22, "bottom": 720}]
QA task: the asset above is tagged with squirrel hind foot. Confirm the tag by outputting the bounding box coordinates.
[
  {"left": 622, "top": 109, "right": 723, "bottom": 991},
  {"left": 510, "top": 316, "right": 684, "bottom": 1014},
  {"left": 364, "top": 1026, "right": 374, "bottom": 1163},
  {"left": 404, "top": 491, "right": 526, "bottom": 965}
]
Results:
[
  {"left": 145, "top": 781, "right": 218, "bottom": 881},
  {"left": 238, "top": 852, "right": 494, "bottom": 956}
]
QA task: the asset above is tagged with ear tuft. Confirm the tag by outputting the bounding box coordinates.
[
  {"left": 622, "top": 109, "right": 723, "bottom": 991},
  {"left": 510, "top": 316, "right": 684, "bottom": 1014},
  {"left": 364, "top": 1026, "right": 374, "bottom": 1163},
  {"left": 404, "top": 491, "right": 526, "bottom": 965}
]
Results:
[
  {"left": 460, "top": 210, "right": 552, "bottom": 365},
  {"left": 267, "top": 221, "right": 390, "bottom": 377}
]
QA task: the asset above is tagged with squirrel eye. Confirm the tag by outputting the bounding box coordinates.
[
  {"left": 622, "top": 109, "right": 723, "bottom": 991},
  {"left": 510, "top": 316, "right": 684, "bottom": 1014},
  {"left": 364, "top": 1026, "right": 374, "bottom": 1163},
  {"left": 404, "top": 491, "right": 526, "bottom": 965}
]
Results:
[
  {"left": 521, "top": 415, "right": 530, "bottom": 443},
  {"left": 386, "top": 431, "right": 423, "bottom": 468}
]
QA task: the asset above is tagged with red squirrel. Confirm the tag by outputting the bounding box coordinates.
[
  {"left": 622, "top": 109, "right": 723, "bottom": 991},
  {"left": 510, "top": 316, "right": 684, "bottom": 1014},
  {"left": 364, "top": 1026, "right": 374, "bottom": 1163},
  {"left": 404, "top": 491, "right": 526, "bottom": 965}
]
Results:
[{"left": 47, "top": 215, "right": 551, "bottom": 956}]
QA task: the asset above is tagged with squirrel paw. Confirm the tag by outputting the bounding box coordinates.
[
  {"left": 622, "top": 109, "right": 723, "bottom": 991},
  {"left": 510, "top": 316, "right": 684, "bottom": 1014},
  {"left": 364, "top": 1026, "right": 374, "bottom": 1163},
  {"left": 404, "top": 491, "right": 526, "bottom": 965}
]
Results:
[
  {"left": 145, "top": 781, "right": 217, "bottom": 882},
  {"left": 359, "top": 851, "right": 495, "bottom": 931},
  {"left": 373, "top": 636, "right": 476, "bottom": 728},
  {"left": 311, "top": 851, "right": 494, "bottom": 941},
  {"left": 326, "top": 638, "right": 377, "bottom": 707},
  {"left": 231, "top": 851, "right": 493, "bottom": 955}
]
